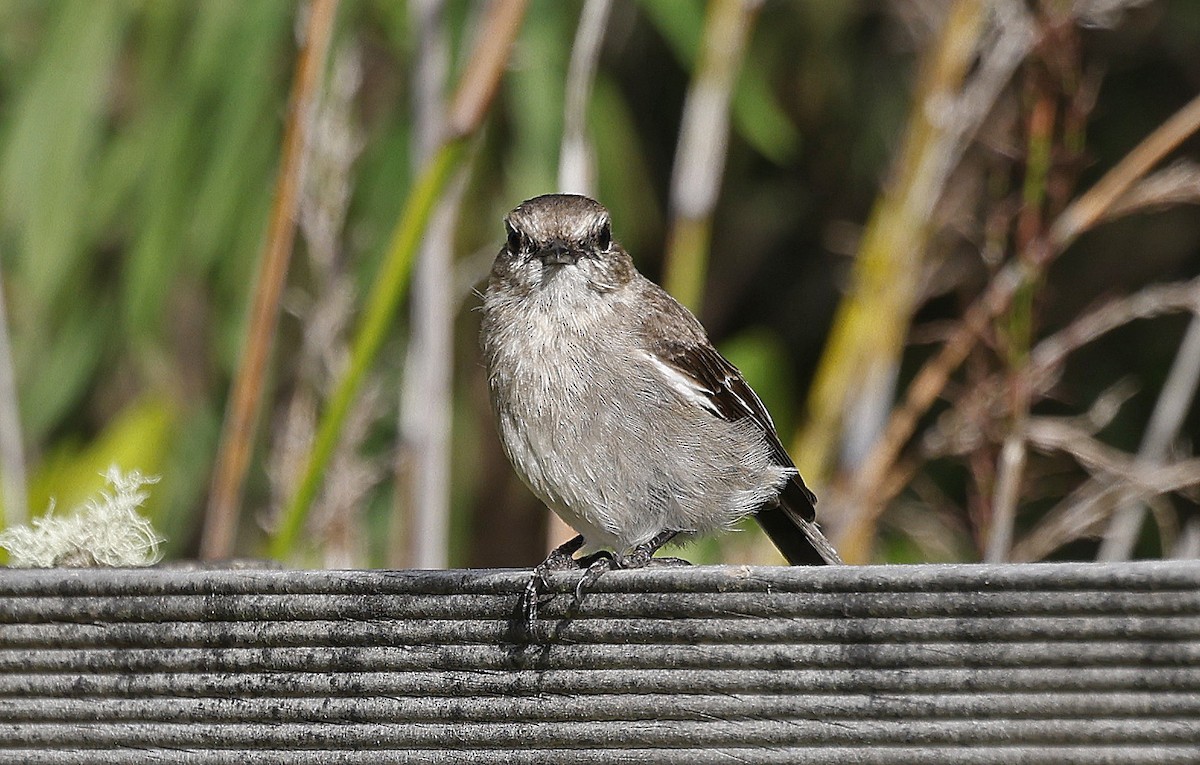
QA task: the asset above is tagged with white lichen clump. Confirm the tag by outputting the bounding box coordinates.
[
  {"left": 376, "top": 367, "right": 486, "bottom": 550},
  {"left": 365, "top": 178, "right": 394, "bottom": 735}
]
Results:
[{"left": 0, "top": 468, "right": 164, "bottom": 567}]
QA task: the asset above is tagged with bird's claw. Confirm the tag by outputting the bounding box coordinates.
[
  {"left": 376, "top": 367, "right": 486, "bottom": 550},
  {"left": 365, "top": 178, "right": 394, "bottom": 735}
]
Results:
[
  {"left": 518, "top": 531, "right": 690, "bottom": 639},
  {"left": 520, "top": 535, "right": 588, "bottom": 633},
  {"left": 521, "top": 566, "right": 550, "bottom": 629},
  {"left": 574, "top": 554, "right": 615, "bottom": 602}
]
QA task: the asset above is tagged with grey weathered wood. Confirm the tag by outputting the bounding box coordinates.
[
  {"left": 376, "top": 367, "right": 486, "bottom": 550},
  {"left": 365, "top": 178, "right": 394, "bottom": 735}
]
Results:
[{"left": 1, "top": 561, "right": 1198, "bottom": 763}]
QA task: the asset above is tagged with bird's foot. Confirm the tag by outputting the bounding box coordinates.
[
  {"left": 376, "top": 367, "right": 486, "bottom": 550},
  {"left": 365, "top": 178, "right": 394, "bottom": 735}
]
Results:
[
  {"left": 616, "top": 529, "right": 684, "bottom": 569},
  {"left": 520, "top": 531, "right": 692, "bottom": 636},
  {"left": 522, "top": 535, "right": 589, "bottom": 632},
  {"left": 638, "top": 556, "right": 692, "bottom": 568},
  {"left": 573, "top": 553, "right": 616, "bottom": 602},
  {"left": 572, "top": 530, "right": 689, "bottom": 603}
]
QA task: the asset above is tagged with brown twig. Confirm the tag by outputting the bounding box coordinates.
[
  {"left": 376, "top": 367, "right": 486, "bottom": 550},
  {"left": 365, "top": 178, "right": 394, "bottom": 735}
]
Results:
[
  {"left": 446, "top": 0, "right": 529, "bottom": 141},
  {"left": 1049, "top": 91, "right": 1200, "bottom": 251},
  {"left": 1009, "top": 479, "right": 1106, "bottom": 563},
  {"left": 1104, "top": 159, "right": 1200, "bottom": 220},
  {"left": 1025, "top": 418, "right": 1142, "bottom": 480},
  {"left": 922, "top": 279, "right": 1200, "bottom": 460},
  {"left": 1012, "top": 414, "right": 1200, "bottom": 562},
  {"left": 1030, "top": 276, "right": 1200, "bottom": 381},
  {"left": 201, "top": 0, "right": 339, "bottom": 560}
]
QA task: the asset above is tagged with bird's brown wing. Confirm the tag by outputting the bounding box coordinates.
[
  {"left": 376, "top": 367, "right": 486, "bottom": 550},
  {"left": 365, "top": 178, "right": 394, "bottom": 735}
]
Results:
[
  {"left": 646, "top": 339, "right": 818, "bottom": 520},
  {"left": 636, "top": 281, "right": 840, "bottom": 565}
]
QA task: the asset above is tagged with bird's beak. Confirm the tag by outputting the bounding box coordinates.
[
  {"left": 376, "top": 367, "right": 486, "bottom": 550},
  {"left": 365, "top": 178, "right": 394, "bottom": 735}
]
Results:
[{"left": 539, "top": 240, "right": 582, "bottom": 266}]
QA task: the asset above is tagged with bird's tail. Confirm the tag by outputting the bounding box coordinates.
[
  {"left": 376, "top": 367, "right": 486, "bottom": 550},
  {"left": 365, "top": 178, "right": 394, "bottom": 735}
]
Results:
[{"left": 755, "top": 477, "right": 843, "bottom": 566}]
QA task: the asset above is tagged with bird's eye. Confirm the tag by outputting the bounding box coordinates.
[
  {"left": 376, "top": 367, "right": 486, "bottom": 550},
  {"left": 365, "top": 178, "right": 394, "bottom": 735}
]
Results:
[
  {"left": 596, "top": 222, "right": 612, "bottom": 250},
  {"left": 505, "top": 222, "right": 523, "bottom": 253}
]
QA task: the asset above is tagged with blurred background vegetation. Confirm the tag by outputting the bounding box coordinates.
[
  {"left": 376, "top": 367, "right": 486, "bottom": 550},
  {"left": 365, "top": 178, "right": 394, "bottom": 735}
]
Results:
[{"left": 0, "top": 0, "right": 1198, "bottom": 568}]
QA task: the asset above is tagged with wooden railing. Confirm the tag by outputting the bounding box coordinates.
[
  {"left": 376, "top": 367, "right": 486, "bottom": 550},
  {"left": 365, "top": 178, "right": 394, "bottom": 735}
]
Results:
[{"left": 2, "top": 561, "right": 1198, "bottom": 763}]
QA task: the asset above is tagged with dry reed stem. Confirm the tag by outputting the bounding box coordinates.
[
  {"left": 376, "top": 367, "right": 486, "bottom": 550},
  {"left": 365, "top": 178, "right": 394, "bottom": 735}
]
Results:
[
  {"left": 662, "top": 0, "right": 761, "bottom": 311},
  {"left": 986, "top": 434, "right": 1025, "bottom": 563},
  {"left": 395, "top": 0, "right": 455, "bottom": 569},
  {"left": 796, "top": 0, "right": 998, "bottom": 521},
  {"left": 558, "top": 0, "right": 612, "bottom": 197},
  {"left": 1099, "top": 311, "right": 1200, "bottom": 560},
  {"left": 0, "top": 262, "right": 26, "bottom": 529},
  {"left": 202, "top": 0, "right": 339, "bottom": 560},
  {"left": 838, "top": 90, "right": 1200, "bottom": 562},
  {"left": 447, "top": 0, "right": 529, "bottom": 140}
]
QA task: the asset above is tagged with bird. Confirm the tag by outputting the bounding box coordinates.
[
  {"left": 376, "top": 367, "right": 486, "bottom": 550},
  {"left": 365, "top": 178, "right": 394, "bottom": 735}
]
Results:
[{"left": 479, "top": 193, "right": 842, "bottom": 594}]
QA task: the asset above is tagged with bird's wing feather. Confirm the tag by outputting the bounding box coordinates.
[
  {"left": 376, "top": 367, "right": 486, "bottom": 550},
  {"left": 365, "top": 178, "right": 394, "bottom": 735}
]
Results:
[
  {"left": 644, "top": 340, "right": 818, "bottom": 518},
  {"left": 646, "top": 341, "right": 777, "bottom": 430}
]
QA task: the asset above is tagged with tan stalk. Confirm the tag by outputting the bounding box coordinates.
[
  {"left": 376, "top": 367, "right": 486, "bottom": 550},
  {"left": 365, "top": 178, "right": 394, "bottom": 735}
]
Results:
[
  {"left": 662, "top": 0, "right": 762, "bottom": 312},
  {"left": 201, "top": 0, "right": 339, "bottom": 559}
]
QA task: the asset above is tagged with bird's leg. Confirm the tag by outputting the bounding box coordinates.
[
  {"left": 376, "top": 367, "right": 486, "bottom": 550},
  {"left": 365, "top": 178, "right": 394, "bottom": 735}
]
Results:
[
  {"left": 576, "top": 549, "right": 616, "bottom": 568},
  {"left": 523, "top": 535, "right": 587, "bottom": 629},
  {"left": 573, "top": 530, "right": 691, "bottom": 603},
  {"left": 541, "top": 534, "right": 587, "bottom": 570},
  {"left": 617, "top": 529, "right": 690, "bottom": 569}
]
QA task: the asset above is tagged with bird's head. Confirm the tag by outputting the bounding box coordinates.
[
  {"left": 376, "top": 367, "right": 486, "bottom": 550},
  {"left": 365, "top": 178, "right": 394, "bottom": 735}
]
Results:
[{"left": 492, "top": 194, "right": 634, "bottom": 295}]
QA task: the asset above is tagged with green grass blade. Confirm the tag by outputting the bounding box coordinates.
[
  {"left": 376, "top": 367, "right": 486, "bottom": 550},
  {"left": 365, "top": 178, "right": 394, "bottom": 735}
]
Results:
[{"left": 268, "top": 138, "right": 469, "bottom": 559}]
